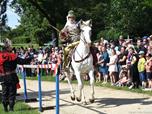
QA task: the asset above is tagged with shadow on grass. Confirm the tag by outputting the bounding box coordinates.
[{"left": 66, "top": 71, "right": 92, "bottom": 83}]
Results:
[{"left": 15, "top": 106, "right": 38, "bottom": 112}]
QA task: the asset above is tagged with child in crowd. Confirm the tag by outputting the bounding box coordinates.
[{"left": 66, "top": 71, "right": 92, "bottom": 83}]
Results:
[
  {"left": 138, "top": 51, "right": 147, "bottom": 88},
  {"left": 145, "top": 53, "right": 152, "bottom": 88},
  {"left": 114, "top": 67, "right": 129, "bottom": 87}
]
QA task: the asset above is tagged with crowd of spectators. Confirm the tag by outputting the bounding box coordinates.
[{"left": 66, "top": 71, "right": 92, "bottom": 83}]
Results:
[
  {"left": 14, "top": 45, "right": 63, "bottom": 76},
  {"left": 13, "top": 35, "right": 152, "bottom": 90},
  {"left": 94, "top": 35, "right": 152, "bottom": 90}
]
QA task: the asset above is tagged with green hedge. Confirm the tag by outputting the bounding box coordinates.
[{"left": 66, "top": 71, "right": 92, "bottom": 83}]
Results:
[
  {"left": 12, "top": 36, "right": 31, "bottom": 44},
  {"left": 12, "top": 43, "right": 39, "bottom": 48}
]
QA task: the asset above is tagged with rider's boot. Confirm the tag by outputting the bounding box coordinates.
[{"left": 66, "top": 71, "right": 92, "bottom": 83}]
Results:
[
  {"left": 66, "top": 59, "right": 71, "bottom": 69},
  {"left": 63, "top": 49, "right": 67, "bottom": 70}
]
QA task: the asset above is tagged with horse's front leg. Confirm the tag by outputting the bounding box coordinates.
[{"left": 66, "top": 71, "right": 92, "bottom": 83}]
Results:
[
  {"left": 89, "top": 70, "right": 95, "bottom": 103},
  {"left": 82, "top": 88, "right": 87, "bottom": 104},
  {"left": 75, "top": 71, "right": 83, "bottom": 102},
  {"left": 64, "top": 71, "right": 75, "bottom": 101}
]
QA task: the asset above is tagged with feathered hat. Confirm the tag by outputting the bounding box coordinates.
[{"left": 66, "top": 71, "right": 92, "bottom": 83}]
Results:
[{"left": 3, "top": 38, "right": 12, "bottom": 48}]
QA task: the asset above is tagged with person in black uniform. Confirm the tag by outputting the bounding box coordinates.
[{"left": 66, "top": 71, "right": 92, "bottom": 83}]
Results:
[{"left": 0, "top": 38, "right": 34, "bottom": 112}]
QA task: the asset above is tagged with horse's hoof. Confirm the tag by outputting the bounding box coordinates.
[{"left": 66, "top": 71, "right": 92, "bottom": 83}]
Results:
[
  {"left": 82, "top": 101, "right": 88, "bottom": 105},
  {"left": 71, "top": 96, "right": 75, "bottom": 101},
  {"left": 89, "top": 99, "right": 94, "bottom": 103},
  {"left": 76, "top": 97, "right": 81, "bottom": 102}
]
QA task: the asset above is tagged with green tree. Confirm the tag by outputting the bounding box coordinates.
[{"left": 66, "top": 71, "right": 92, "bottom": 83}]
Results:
[
  {"left": 10, "top": 0, "right": 109, "bottom": 43},
  {"left": 101, "top": 0, "right": 152, "bottom": 40},
  {"left": 0, "top": 0, "right": 8, "bottom": 41},
  {"left": 1, "top": 0, "right": 152, "bottom": 44}
]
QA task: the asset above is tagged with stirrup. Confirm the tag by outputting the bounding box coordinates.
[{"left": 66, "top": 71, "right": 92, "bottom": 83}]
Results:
[
  {"left": 62, "top": 64, "right": 68, "bottom": 71},
  {"left": 67, "top": 60, "right": 71, "bottom": 67},
  {"left": 63, "top": 62, "right": 70, "bottom": 71},
  {"left": 65, "top": 66, "right": 69, "bottom": 70}
]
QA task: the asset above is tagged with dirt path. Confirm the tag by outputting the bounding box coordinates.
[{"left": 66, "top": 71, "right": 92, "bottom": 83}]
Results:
[{"left": 17, "top": 80, "right": 152, "bottom": 114}]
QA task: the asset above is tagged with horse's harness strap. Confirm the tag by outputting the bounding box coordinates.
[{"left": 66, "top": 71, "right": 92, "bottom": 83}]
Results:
[
  {"left": 73, "top": 51, "right": 91, "bottom": 63},
  {"left": 80, "top": 31, "right": 87, "bottom": 44}
]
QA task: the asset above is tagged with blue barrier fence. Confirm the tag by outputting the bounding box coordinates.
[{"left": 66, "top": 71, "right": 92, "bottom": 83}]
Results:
[{"left": 20, "top": 64, "right": 60, "bottom": 114}]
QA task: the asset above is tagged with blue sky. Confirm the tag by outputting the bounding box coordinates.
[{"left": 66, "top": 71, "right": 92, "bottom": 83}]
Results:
[{"left": 6, "top": 4, "right": 20, "bottom": 29}]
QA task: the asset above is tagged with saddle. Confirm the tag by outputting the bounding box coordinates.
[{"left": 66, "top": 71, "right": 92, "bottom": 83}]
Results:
[{"left": 67, "top": 46, "right": 98, "bottom": 66}]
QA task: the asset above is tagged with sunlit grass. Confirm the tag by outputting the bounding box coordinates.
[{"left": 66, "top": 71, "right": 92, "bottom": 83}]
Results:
[{"left": 0, "top": 101, "right": 39, "bottom": 114}]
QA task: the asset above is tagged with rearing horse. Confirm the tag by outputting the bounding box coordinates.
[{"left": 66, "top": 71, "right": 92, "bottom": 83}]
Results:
[{"left": 65, "top": 19, "right": 95, "bottom": 104}]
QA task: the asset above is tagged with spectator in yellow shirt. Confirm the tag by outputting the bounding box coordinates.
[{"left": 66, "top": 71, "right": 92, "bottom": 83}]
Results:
[{"left": 138, "top": 51, "right": 147, "bottom": 88}]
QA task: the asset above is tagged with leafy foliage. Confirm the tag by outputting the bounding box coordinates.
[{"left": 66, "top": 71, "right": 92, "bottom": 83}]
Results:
[
  {"left": 1, "top": 0, "right": 152, "bottom": 44},
  {"left": 0, "top": 0, "right": 8, "bottom": 40},
  {"left": 104, "top": 0, "right": 152, "bottom": 39}
]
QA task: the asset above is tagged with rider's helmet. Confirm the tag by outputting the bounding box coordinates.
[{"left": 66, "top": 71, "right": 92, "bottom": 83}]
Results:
[{"left": 67, "top": 10, "right": 75, "bottom": 19}]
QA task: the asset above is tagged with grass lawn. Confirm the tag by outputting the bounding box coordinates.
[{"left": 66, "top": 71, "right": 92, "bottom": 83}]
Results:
[
  {"left": 95, "top": 82, "right": 152, "bottom": 96},
  {"left": 12, "top": 44, "right": 39, "bottom": 48},
  {"left": 0, "top": 78, "right": 40, "bottom": 114},
  {"left": 0, "top": 99, "right": 39, "bottom": 114},
  {"left": 23, "top": 75, "right": 152, "bottom": 96}
]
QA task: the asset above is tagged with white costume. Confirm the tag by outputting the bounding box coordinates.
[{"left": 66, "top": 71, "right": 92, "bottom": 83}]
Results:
[
  {"left": 59, "top": 10, "right": 80, "bottom": 68},
  {"left": 60, "top": 10, "right": 80, "bottom": 43}
]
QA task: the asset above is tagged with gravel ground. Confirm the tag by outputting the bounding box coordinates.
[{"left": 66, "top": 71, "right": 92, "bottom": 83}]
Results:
[{"left": 16, "top": 80, "right": 152, "bottom": 114}]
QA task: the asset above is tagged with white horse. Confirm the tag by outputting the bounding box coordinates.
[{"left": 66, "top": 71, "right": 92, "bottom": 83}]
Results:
[{"left": 65, "top": 19, "right": 95, "bottom": 104}]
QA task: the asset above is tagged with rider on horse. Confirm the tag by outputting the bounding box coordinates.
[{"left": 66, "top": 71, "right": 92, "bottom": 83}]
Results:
[{"left": 59, "top": 10, "right": 80, "bottom": 69}]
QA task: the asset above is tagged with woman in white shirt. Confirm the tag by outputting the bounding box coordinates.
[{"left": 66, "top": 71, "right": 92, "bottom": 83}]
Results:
[{"left": 107, "top": 48, "right": 118, "bottom": 85}]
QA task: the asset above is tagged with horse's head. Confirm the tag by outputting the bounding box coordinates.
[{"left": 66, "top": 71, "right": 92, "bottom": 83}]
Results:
[{"left": 79, "top": 19, "right": 92, "bottom": 46}]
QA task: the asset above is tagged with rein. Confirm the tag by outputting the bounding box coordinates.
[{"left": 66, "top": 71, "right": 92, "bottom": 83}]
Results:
[
  {"left": 73, "top": 29, "right": 91, "bottom": 63},
  {"left": 80, "top": 31, "right": 87, "bottom": 44},
  {"left": 73, "top": 50, "right": 91, "bottom": 63}
]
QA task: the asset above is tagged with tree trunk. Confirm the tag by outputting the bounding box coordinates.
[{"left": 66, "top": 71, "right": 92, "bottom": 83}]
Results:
[{"left": 29, "top": 0, "right": 59, "bottom": 47}]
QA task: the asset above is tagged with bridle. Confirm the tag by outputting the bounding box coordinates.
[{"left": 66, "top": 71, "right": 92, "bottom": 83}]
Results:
[
  {"left": 79, "top": 25, "right": 92, "bottom": 45},
  {"left": 80, "top": 30, "right": 88, "bottom": 44},
  {"left": 73, "top": 26, "right": 91, "bottom": 63}
]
